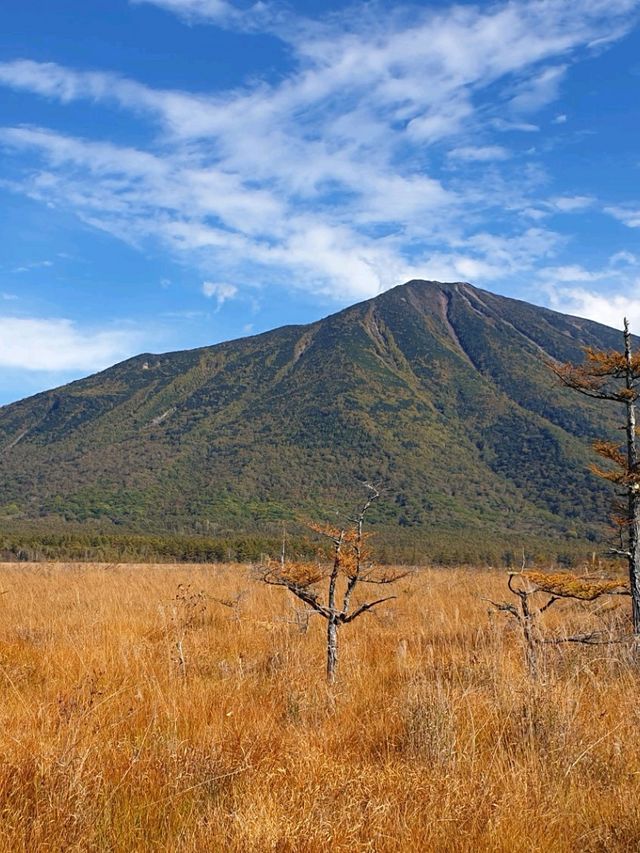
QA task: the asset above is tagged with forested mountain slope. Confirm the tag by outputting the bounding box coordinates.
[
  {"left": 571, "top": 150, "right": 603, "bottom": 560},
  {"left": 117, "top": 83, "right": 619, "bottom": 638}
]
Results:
[{"left": 0, "top": 280, "right": 629, "bottom": 553}]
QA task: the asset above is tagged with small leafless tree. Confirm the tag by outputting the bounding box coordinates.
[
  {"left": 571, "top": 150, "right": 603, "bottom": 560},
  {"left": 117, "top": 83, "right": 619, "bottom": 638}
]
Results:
[
  {"left": 260, "top": 485, "right": 409, "bottom": 682},
  {"left": 486, "top": 568, "right": 630, "bottom": 677},
  {"left": 549, "top": 319, "right": 640, "bottom": 633}
]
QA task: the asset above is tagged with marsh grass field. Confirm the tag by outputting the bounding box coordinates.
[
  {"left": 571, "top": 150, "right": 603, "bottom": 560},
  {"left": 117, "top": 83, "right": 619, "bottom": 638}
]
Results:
[{"left": 0, "top": 561, "right": 639, "bottom": 852}]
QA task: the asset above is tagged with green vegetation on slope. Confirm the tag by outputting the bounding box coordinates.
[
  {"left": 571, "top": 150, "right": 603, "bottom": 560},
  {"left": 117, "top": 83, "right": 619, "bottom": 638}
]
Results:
[{"left": 0, "top": 280, "right": 631, "bottom": 561}]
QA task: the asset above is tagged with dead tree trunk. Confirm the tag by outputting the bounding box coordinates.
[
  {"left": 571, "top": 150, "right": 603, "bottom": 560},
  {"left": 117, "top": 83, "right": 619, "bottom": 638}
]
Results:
[
  {"left": 326, "top": 616, "right": 338, "bottom": 682},
  {"left": 325, "top": 529, "right": 343, "bottom": 683},
  {"left": 549, "top": 318, "right": 640, "bottom": 636},
  {"left": 624, "top": 320, "right": 640, "bottom": 633}
]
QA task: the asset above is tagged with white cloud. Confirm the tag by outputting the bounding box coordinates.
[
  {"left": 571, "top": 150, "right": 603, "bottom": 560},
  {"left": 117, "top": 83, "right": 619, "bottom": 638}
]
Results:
[
  {"left": 491, "top": 118, "right": 539, "bottom": 132},
  {"left": 11, "top": 259, "right": 53, "bottom": 273},
  {"left": 510, "top": 65, "right": 567, "bottom": 113},
  {"left": 419, "top": 227, "right": 565, "bottom": 284},
  {"left": 420, "top": 253, "right": 499, "bottom": 282},
  {"left": 202, "top": 281, "right": 238, "bottom": 305},
  {"left": 0, "top": 317, "right": 141, "bottom": 371},
  {"left": 521, "top": 206, "right": 548, "bottom": 220},
  {"left": 605, "top": 205, "right": 640, "bottom": 228},
  {"left": 539, "top": 251, "right": 640, "bottom": 330},
  {"left": 610, "top": 250, "right": 638, "bottom": 266},
  {"left": 407, "top": 100, "right": 474, "bottom": 143},
  {"left": 0, "top": 0, "right": 638, "bottom": 301},
  {"left": 464, "top": 228, "right": 563, "bottom": 270},
  {"left": 267, "top": 223, "right": 416, "bottom": 299},
  {"left": 539, "top": 264, "right": 606, "bottom": 282},
  {"left": 133, "top": 0, "right": 235, "bottom": 18},
  {"left": 0, "top": 60, "right": 219, "bottom": 139},
  {"left": 0, "top": 126, "right": 283, "bottom": 237},
  {"left": 448, "top": 145, "right": 510, "bottom": 162},
  {"left": 547, "top": 286, "right": 640, "bottom": 330},
  {"left": 130, "top": 0, "right": 267, "bottom": 28},
  {"left": 548, "top": 195, "right": 594, "bottom": 212}
]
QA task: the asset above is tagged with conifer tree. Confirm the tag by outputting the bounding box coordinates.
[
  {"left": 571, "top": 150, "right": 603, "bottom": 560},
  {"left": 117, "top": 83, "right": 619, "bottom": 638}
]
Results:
[
  {"left": 261, "top": 485, "right": 408, "bottom": 681},
  {"left": 551, "top": 319, "right": 640, "bottom": 633}
]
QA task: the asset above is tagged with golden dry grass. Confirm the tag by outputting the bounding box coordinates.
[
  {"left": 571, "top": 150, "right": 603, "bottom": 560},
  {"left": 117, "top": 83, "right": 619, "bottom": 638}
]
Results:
[{"left": 0, "top": 561, "right": 639, "bottom": 852}]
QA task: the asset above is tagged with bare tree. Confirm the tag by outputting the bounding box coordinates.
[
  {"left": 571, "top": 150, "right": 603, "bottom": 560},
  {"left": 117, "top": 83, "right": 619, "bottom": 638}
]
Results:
[
  {"left": 550, "top": 319, "right": 640, "bottom": 634},
  {"left": 260, "top": 485, "right": 408, "bottom": 682},
  {"left": 485, "top": 568, "right": 630, "bottom": 677}
]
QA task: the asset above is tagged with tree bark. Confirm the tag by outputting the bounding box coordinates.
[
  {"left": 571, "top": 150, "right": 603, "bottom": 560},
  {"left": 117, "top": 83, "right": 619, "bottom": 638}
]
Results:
[
  {"left": 624, "top": 319, "right": 640, "bottom": 634},
  {"left": 629, "top": 495, "right": 640, "bottom": 634},
  {"left": 325, "top": 534, "right": 341, "bottom": 683},
  {"left": 520, "top": 593, "right": 538, "bottom": 678},
  {"left": 326, "top": 616, "right": 338, "bottom": 683}
]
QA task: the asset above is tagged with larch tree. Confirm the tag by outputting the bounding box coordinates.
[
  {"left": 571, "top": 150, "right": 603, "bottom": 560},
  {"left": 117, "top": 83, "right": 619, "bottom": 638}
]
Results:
[
  {"left": 550, "top": 319, "right": 640, "bottom": 634},
  {"left": 485, "top": 568, "right": 630, "bottom": 677},
  {"left": 260, "top": 485, "right": 408, "bottom": 682}
]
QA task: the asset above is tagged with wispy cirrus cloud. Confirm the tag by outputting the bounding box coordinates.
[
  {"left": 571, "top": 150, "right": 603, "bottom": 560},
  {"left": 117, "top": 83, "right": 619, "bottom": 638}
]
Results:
[
  {"left": 0, "top": 0, "right": 639, "bottom": 305},
  {"left": 509, "top": 65, "right": 568, "bottom": 114},
  {"left": 448, "top": 145, "right": 511, "bottom": 162},
  {"left": 131, "top": 0, "right": 268, "bottom": 27},
  {"left": 547, "top": 195, "right": 595, "bottom": 213}
]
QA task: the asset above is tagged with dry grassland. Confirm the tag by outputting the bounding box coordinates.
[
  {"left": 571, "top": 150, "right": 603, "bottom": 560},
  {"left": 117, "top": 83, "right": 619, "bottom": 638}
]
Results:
[{"left": 0, "top": 561, "right": 639, "bottom": 852}]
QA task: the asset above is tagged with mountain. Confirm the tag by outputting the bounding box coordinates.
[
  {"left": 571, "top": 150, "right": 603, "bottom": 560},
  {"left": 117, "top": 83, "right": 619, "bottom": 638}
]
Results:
[{"left": 0, "top": 280, "right": 630, "bottom": 559}]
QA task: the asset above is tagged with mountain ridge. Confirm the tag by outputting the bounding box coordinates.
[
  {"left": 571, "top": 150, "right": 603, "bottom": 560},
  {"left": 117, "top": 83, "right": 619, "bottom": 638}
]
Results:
[{"left": 0, "top": 279, "right": 631, "bottom": 557}]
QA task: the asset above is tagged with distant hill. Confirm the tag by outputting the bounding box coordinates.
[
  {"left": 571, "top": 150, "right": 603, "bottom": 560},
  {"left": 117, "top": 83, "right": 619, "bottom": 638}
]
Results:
[{"left": 0, "top": 280, "right": 630, "bottom": 561}]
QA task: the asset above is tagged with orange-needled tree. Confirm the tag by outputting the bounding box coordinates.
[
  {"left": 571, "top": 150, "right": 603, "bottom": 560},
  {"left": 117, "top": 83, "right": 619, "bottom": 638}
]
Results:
[
  {"left": 551, "top": 319, "right": 640, "bottom": 633},
  {"left": 260, "top": 485, "right": 408, "bottom": 682}
]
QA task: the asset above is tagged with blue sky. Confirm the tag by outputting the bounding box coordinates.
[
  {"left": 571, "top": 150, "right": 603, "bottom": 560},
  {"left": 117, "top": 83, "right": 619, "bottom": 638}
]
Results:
[{"left": 1, "top": 0, "right": 640, "bottom": 404}]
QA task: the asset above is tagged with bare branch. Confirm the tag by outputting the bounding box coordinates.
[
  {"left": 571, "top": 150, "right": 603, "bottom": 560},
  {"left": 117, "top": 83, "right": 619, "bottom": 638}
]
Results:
[
  {"left": 341, "top": 486, "right": 381, "bottom": 615},
  {"left": 538, "top": 595, "right": 561, "bottom": 614},
  {"left": 609, "top": 548, "right": 632, "bottom": 559},
  {"left": 508, "top": 572, "right": 531, "bottom": 598},
  {"left": 544, "top": 632, "right": 633, "bottom": 646},
  {"left": 262, "top": 571, "right": 331, "bottom": 618},
  {"left": 342, "top": 595, "right": 396, "bottom": 623},
  {"left": 356, "top": 570, "right": 412, "bottom": 585},
  {"left": 481, "top": 597, "right": 521, "bottom": 621}
]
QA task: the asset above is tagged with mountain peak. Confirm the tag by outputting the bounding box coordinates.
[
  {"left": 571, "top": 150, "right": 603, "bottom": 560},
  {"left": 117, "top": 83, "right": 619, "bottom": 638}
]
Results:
[
  {"left": 0, "top": 281, "right": 628, "bottom": 558},
  {"left": 410, "top": 278, "right": 486, "bottom": 294},
  {"left": 382, "top": 278, "right": 474, "bottom": 303}
]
